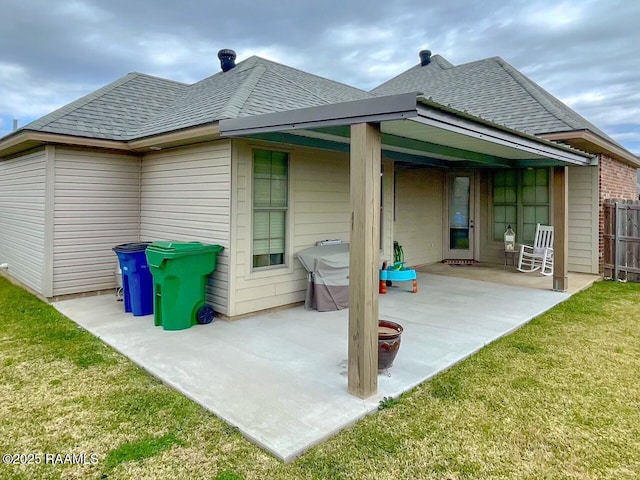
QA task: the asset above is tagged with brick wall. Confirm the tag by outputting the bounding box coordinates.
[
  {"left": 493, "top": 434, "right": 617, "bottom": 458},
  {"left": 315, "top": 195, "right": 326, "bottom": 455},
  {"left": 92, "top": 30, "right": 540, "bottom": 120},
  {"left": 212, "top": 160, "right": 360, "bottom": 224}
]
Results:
[
  {"left": 599, "top": 154, "right": 638, "bottom": 201},
  {"left": 598, "top": 154, "right": 639, "bottom": 270}
]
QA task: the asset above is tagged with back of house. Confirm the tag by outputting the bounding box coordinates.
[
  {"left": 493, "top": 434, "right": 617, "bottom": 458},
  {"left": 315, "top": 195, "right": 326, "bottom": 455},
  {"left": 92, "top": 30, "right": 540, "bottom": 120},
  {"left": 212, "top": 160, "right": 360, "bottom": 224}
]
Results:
[{"left": 1, "top": 48, "right": 637, "bottom": 318}]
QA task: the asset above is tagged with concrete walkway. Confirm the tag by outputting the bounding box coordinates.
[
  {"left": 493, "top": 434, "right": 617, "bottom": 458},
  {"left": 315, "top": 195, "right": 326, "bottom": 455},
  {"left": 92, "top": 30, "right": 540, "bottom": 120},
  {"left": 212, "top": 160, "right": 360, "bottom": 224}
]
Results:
[{"left": 53, "top": 272, "right": 588, "bottom": 461}]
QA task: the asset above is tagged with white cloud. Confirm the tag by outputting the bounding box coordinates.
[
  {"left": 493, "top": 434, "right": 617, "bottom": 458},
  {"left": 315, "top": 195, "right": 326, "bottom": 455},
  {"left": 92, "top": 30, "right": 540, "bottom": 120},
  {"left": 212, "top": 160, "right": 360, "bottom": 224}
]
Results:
[
  {"left": 54, "top": 1, "right": 110, "bottom": 23},
  {"left": 526, "top": 2, "right": 586, "bottom": 29},
  {"left": 138, "top": 34, "right": 198, "bottom": 67},
  {"left": 0, "top": 61, "right": 27, "bottom": 82},
  {"left": 324, "top": 24, "right": 395, "bottom": 47},
  {"left": 562, "top": 91, "right": 607, "bottom": 107},
  {"left": 1, "top": 0, "right": 639, "bottom": 152},
  {"left": 0, "top": 61, "right": 97, "bottom": 124}
]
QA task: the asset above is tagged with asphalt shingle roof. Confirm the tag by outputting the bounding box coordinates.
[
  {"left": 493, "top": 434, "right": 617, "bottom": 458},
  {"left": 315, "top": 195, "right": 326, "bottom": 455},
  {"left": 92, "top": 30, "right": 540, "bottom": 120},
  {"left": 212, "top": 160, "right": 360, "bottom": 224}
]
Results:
[
  {"left": 372, "top": 55, "right": 617, "bottom": 145},
  {"left": 14, "top": 56, "right": 371, "bottom": 142},
  {"left": 133, "top": 56, "right": 371, "bottom": 139},
  {"left": 11, "top": 52, "right": 619, "bottom": 148},
  {"left": 22, "top": 73, "right": 188, "bottom": 140}
]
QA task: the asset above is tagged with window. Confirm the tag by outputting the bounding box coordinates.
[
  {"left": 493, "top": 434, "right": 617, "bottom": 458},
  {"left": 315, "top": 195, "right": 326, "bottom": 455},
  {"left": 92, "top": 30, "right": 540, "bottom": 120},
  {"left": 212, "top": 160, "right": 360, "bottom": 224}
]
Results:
[
  {"left": 493, "top": 170, "right": 518, "bottom": 242},
  {"left": 521, "top": 168, "right": 549, "bottom": 243},
  {"left": 492, "top": 168, "right": 549, "bottom": 245},
  {"left": 252, "top": 149, "right": 288, "bottom": 268}
]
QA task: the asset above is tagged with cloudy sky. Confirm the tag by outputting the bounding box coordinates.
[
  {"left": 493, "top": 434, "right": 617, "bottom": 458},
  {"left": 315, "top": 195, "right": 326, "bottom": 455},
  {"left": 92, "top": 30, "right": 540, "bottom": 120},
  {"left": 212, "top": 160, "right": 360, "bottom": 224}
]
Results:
[{"left": 1, "top": 0, "right": 639, "bottom": 154}]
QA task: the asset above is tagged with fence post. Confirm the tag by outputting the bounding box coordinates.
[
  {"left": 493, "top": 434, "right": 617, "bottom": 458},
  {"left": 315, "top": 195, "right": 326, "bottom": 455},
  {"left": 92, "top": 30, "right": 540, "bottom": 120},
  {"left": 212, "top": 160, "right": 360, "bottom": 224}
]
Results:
[{"left": 612, "top": 202, "right": 620, "bottom": 281}]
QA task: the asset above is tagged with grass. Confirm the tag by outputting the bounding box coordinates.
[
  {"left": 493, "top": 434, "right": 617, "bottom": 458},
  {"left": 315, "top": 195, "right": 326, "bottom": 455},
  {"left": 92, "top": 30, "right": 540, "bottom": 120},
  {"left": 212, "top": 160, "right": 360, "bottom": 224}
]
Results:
[{"left": 1, "top": 276, "right": 639, "bottom": 479}]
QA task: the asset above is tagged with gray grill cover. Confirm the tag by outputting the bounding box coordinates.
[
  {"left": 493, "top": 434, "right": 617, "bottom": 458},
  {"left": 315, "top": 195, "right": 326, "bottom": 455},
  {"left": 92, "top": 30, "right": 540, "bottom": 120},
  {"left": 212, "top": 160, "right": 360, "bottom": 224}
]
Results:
[{"left": 297, "top": 243, "right": 349, "bottom": 311}]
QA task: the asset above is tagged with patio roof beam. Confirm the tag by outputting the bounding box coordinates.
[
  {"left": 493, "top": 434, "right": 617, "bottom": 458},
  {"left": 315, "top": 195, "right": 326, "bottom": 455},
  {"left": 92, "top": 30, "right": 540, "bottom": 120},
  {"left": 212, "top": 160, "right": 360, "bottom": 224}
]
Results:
[
  {"left": 240, "top": 130, "right": 451, "bottom": 168},
  {"left": 381, "top": 132, "right": 514, "bottom": 167},
  {"left": 295, "top": 127, "right": 453, "bottom": 166},
  {"left": 304, "top": 125, "right": 505, "bottom": 166},
  {"left": 348, "top": 122, "right": 381, "bottom": 399},
  {"left": 244, "top": 132, "right": 351, "bottom": 153},
  {"left": 298, "top": 125, "right": 515, "bottom": 167},
  {"left": 264, "top": 127, "right": 516, "bottom": 167},
  {"left": 242, "top": 130, "right": 573, "bottom": 171},
  {"left": 381, "top": 149, "right": 449, "bottom": 167},
  {"left": 513, "top": 159, "right": 575, "bottom": 168}
]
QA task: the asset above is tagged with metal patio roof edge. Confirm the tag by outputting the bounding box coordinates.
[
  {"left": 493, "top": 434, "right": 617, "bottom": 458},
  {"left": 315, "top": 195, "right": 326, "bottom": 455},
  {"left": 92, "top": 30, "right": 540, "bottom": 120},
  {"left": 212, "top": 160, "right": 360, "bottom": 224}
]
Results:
[
  {"left": 219, "top": 92, "right": 420, "bottom": 135},
  {"left": 219, "top": 93, "right": 594, "bottom": 166},
  {"left": 415, "top": 97, "right": 594, "bottom": 164}
]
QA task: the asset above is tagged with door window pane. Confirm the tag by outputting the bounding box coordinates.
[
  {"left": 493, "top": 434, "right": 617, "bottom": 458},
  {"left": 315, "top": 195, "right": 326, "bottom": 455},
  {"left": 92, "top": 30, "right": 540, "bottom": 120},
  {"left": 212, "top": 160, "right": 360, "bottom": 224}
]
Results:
[
  {"left": 450, "top": 176, "right": 470, "bottom": 250},
  {"left": 450, "top": 177, "right": 470, "bottom": 227}
]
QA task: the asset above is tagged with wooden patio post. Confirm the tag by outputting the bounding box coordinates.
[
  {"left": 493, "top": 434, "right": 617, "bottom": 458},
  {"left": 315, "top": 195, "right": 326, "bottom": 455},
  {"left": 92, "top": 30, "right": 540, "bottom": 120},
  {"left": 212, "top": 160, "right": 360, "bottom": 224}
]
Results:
[
  {"left": 348, "top": 122, "right": 381, "bottom": 398},
  {"left": 553, "top": 166, "right": 569, "bottom": 291}
]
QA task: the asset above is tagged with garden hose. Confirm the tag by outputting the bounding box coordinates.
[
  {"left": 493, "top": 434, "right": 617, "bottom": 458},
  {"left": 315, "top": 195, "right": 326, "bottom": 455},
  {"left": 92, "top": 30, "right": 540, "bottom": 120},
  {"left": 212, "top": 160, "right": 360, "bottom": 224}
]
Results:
[{"left": 393, "top": 241, "right": 405, "bottom": 270}]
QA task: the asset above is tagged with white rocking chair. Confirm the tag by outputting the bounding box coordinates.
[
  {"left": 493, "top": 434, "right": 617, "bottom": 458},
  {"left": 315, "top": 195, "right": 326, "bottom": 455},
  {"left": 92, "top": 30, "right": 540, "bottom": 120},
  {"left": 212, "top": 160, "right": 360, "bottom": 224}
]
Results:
[{"left": 517, "top": 224, "right": 554, "bottom": 276}]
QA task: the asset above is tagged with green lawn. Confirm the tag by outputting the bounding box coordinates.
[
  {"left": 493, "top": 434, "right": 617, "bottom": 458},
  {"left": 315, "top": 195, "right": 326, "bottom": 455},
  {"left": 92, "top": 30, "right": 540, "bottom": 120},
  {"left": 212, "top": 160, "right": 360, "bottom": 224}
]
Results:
[{"left": 1, "top": 276, "right": 639, "bottom": 479}]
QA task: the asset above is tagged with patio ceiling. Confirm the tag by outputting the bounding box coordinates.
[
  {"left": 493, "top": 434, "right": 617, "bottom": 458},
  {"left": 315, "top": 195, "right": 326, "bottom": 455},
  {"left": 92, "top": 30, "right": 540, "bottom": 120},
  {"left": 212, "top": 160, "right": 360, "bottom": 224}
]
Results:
[{"left": 220, "top": 93, "right": 595, "bottom": 168}]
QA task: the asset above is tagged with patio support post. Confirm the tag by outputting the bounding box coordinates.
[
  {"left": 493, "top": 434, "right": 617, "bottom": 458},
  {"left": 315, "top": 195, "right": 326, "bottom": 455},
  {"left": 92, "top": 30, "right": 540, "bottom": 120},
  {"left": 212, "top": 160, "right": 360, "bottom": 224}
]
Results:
[
  {"left": 348, "top": 122, "right": 381, "bottom": 398},
  {"left": 553, "top": 166, "right": 569, "bottom": 291}
]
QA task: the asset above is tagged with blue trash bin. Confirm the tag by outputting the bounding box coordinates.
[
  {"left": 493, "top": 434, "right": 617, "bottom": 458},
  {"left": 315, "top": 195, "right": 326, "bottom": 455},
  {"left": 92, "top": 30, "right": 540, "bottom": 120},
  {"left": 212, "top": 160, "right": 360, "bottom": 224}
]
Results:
[{"left": 112, "top": 242, "right": 153, "bottom": 316}]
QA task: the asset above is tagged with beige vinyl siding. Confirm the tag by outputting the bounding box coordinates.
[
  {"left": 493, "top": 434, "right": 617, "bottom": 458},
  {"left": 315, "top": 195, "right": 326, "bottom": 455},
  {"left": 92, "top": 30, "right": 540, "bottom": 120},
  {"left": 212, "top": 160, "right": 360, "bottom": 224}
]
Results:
[
  {"left": 231, "top": 140, "right": 352, "bottom": 317},
  {"left": 0, "top": 149, "right": 47, "bottom": 293},
  {"left": 568, "top": 166, "right": 599, "bottom": 273},
  {"left": 140, "top": 141, "right": 231, "bottom": 315},
  {"left": 393, "top": 166, "right": 444, "bottom": 267},
  {"left": 292, "top": 152, "right": 351, "bottom": 249},
  {"left": 52, "top": 148, "right": 140, "bottom": 296}
]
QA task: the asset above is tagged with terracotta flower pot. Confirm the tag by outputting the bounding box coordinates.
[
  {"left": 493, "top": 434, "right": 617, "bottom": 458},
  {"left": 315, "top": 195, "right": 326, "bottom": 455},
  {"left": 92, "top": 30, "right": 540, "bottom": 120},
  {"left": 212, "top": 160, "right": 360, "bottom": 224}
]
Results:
[{"left": 378, "top": 320, "right": 403, "bottom": 370}]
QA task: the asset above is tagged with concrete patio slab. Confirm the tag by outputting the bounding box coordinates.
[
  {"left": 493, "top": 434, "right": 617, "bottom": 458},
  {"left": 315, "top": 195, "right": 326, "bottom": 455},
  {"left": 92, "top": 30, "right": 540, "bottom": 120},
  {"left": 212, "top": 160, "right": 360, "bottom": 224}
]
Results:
[
  {"left": 53, "top": 272, "right": 577, "bottom": 461},
  {"left": 419, "top": 262, "right": 599, "bottom": 295}
]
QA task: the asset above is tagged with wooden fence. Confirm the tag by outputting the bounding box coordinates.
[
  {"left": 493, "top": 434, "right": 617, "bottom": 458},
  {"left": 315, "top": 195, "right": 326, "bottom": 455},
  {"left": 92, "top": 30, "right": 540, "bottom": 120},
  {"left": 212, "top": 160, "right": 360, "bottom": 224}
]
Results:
[{"left": 603, "top": 200, "right": 640, "bottom": 282}]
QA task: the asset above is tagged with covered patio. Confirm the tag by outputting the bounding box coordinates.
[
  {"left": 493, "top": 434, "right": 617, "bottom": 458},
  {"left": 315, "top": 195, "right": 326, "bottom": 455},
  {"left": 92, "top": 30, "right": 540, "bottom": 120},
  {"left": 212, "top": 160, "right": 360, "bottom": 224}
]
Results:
[
  {"left": 220, "top": 92, "right": 595, "bottom": 399},
  {"left": 53, "top": 269, "right": 597, "bottom": 461}
]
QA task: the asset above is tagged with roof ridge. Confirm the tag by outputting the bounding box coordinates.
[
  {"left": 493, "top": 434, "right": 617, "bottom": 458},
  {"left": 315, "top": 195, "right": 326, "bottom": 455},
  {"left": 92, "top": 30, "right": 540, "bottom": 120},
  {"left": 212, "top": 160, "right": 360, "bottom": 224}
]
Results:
[
  {"left": 128, "top": 71, "right": 189, "bottom": 86},
  {"left": 253, "top": 56, "right": 369, "bottom": 97},
  {"left": 431, "top": 54, "right": 455, "bottom": 69},
  {"left": 23, "top": 73, "right": 142, "bottom": 131},
  {"left": 265, "top": 64, "right": 331, "bottom": 105},
  {"left": 495, "top": 57, "right": 619, "bottom": 143},
  {"left": 189, "top": 56, "right": 259, "bottom": 88},
  {"left": 371, "top": 55, "right": 452, "bottom": 95},
  {"left": 495, "top": 57, "right": 584, "bottom": 131},
  {"left": 218, "top": 63, "right": 267, "bottom": 119}
]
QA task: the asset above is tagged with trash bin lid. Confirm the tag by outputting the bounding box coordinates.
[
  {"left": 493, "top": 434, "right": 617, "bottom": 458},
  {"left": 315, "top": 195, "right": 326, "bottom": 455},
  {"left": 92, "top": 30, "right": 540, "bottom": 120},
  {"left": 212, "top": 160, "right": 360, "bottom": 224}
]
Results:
[
  {"left": 113, "top": 242, "right": 151, "bottom": 253},
  {"left": 147, "top": 241, "right": 223, "bottom": 255},
  {"left": 147, "top": 241, "right": 204, "bottom": 252}
]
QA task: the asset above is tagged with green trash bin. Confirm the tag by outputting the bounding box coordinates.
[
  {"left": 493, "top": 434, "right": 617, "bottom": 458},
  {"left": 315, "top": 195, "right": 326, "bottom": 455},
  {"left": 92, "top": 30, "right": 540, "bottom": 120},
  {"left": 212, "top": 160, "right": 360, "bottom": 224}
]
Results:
[{"left": 145, "top": 241, "right": 224, "bottom": 331}]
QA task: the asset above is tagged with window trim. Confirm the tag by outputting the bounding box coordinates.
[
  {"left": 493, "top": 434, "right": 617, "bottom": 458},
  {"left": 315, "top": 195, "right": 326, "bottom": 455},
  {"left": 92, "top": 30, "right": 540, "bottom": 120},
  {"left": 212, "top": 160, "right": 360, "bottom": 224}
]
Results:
[{"left": 250, "top": 147, "right": 291, "bottom": 272}]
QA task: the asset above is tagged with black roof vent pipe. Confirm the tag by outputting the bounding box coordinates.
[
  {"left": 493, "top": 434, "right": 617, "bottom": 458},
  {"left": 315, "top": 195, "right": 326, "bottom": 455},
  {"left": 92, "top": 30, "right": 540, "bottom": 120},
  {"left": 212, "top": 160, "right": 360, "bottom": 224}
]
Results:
[
  {"left": 419, "top": 49, "right": 432, "bottom": 66},
  {"left": 218, "top": 49, "right": 237, "bottom": 72}
]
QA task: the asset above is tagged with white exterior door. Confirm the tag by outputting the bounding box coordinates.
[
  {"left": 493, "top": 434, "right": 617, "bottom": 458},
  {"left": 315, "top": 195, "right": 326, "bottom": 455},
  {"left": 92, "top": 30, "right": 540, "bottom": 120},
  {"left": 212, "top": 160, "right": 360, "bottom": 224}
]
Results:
[{"left": 444, "top": 172, "right": 475, "bottom": 260}]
